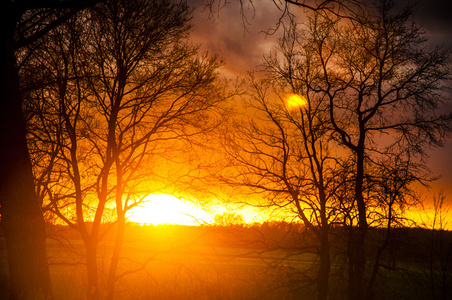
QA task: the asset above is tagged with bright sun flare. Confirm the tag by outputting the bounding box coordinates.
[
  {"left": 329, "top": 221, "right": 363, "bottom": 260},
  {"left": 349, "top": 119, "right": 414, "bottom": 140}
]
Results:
[
  {"left": 285, "top": 94, "right": 307, "bottom": 109},
  {"left": 127, "top": 194, "right": 212, "bottom": 226}
]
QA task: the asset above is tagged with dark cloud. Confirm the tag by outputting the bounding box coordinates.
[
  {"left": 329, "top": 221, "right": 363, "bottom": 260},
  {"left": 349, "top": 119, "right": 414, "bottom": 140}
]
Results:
[
  {"left": 412, "top": 0, "right": 452, "bottom": 29},
  {"left": 190, "top": 0, "right": 452, "bottom": 72},
  {"left": 397, "top": 0, "right": 452, "bottom": 46},
  {"left": 189, "top": 0, "right": 284, "bottom": 76},
  {"left": 407, "top": 0, "right": 452, "bottom": 200}
]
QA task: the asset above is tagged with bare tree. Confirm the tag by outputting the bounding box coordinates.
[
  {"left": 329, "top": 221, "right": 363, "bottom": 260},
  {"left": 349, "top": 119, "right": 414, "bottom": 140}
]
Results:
[
  {"left": 214, "top": 212, "right": 245, "bottom": 226},
  {"left": 23, "top": 0, "right": 231, "bottom": 298},
  {"left": 213, "top": 0, "right": 451, "bottom": 299},
  {"left": 0, "top": 0, "right": 360, "bottom": 298},
  {"left": 365, "top": 155, "right": 422, "bottom": 299},
  {"left": 213, "top": 47, "right": 353, "bottom": 299},
  {"left": 0, "top": 1, "right": 103, "bottom": 298},
  {"left": 261, "top": 1, "right": 451, "bottom": 299}
]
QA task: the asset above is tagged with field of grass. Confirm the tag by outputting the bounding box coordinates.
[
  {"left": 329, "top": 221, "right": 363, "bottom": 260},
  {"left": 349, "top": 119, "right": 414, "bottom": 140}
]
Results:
[
  {"left": 1, "top": 224, "right": 319, "bottom": 300},
  {"left": 1, "top": 224, "right": 451, "bottom": 299}
]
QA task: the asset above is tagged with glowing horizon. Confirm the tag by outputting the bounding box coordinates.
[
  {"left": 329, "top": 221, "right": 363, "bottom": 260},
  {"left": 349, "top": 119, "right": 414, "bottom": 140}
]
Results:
[
  {"left": 126, "top": 194, "right": 214, "bottom": 226},
  {"left": 122, "top": 192, "right": 450, "bottom": 230}
]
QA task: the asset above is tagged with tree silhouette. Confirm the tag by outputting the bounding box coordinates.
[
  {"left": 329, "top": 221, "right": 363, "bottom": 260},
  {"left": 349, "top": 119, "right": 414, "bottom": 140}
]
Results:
[
  {"left": 22, "top": 0, "right": 230, "bottom": 298},
  {"left": 267, "top": 2, "right": 451, "bottom": 299},
  {"left": 0, "top": 1, "right": 101, "bottom": 298},
  {"left": 213, "top": 48, "right": 353, "bottom": 299},
  {"left": 214, "top": 1, "right": 451, "bottom": 299},
  {"left": 214, "top": 212, "right": 245, "bottom": 226}
]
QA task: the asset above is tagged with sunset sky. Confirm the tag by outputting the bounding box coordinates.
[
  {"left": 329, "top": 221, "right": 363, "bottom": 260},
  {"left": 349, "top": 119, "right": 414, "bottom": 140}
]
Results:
[
  {"left": 5, "top": 2, "right": 451, "bottom": 298},
  {"left": 189, "top": 0, "right": 452, "bottom": 204}
]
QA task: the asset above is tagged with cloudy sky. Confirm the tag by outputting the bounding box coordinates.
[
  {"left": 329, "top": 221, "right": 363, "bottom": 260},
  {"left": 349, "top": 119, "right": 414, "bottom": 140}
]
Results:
[
  {"left": 190, "top": 0, "right": 452, "bottom": 73},
  {"left": 189, "top": 0, "right": 285, "bottom": 76},
  {"left": 189, "top": 0, "right": 452, "bottom": 202}
]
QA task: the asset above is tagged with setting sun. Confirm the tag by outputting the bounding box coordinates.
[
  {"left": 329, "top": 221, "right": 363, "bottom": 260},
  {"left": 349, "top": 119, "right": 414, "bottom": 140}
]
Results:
[
  {"left": 127, "top": 194, "right": 212, "bottom": 225},
  {"left": 285, "top": 94, "right": 307, "bottom": 109}
]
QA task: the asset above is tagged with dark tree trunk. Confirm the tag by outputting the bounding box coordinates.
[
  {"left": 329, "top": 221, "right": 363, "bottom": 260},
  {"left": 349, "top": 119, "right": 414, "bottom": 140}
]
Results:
[
  {"left": 0, "top": 6, "right": 52, "bottom": 299},
  {"left": 106, "top": 213, "right": 125, "bottom": 300},
  {"left": 85, "top": 239, "right": 99, "bottom": 300},
  {"left": 348, "top": 148, "right": 368, "bottom": 300},
  {"left": 348, "top": 226, "right": 367, "bottom": 300},
  {"left": 317, "top": 229, "right": 330, "bottom": 300}
]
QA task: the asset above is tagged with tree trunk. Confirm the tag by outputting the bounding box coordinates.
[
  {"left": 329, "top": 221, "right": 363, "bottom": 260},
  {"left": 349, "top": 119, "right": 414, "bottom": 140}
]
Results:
[
  {"left": 106, "top": 213, "right": 125, "bottom": 300},
  {"left": 348, "top": 148, "right": 368, "bottom": 300},
  {"left": 317, "top": 229, "right": 330, "bottom": 300},
  {"left": 0, "top": 7, "right": 52, "bottom": 300},
  {"left": 85, "top": 239, "right": 99, "bottom": 300},
  {"left": 348, "top": 227, "right": 367, "bottom": 300}
]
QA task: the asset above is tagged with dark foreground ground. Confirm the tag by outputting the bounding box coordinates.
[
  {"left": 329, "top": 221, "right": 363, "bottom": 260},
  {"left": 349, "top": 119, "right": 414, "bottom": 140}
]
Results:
[{"left": 0, "top": 223, "right": 451, "bottom": 299}]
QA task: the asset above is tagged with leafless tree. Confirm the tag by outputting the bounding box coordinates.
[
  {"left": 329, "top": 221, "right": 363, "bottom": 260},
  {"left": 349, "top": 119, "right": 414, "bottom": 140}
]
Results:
[
  {"left": 212, "top": 44, "right": 353, "bottom": 299},
  {"left": 260, "top": 1, "right": 451, "bottom": 299},
  {"left": 1, "top": 1, "right": 102, "bottom": 298},
  {"left": 213, "top": 0, "right": 451, "bottom": 299},
  {"left": 0, "top": 0, "right": 361, "bottom": 298},
  {"left": 23, "top": 0, "right": 231, "bottom": 298},
  {"left": 365, "top": 154, "right": 423, "bottom": 299}
]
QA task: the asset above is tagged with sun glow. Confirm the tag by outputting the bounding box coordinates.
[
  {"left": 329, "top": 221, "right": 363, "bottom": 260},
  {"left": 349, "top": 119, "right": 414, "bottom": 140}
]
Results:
[
  {"left": 285, "top": 94, "right": 307, "bottom": 109},
  {"left": 127, "top": 194, "right": 212, "bottom": 226}
]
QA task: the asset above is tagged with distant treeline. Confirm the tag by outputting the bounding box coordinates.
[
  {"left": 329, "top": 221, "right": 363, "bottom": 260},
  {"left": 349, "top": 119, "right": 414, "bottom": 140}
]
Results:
[{"left": 41, "top": 221, "right": 452, "bottom": 265}]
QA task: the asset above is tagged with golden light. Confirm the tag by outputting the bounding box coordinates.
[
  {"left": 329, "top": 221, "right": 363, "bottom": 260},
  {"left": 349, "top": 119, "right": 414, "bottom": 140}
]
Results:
[
  {"left": 127, "top": 194, "right": 212, "bottom": 225},
  {"left": 285, "top": 93, "right": 307, "bottom": 109}
]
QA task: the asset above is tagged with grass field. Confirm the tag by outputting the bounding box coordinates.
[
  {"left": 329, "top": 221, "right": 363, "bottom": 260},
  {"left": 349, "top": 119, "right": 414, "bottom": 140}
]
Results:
[
  {"left": 1, "top": 224, "right": 451, "bottom": 299},
  {"left": 0, "top": 224, "right": 319, "bottom": 300}
]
